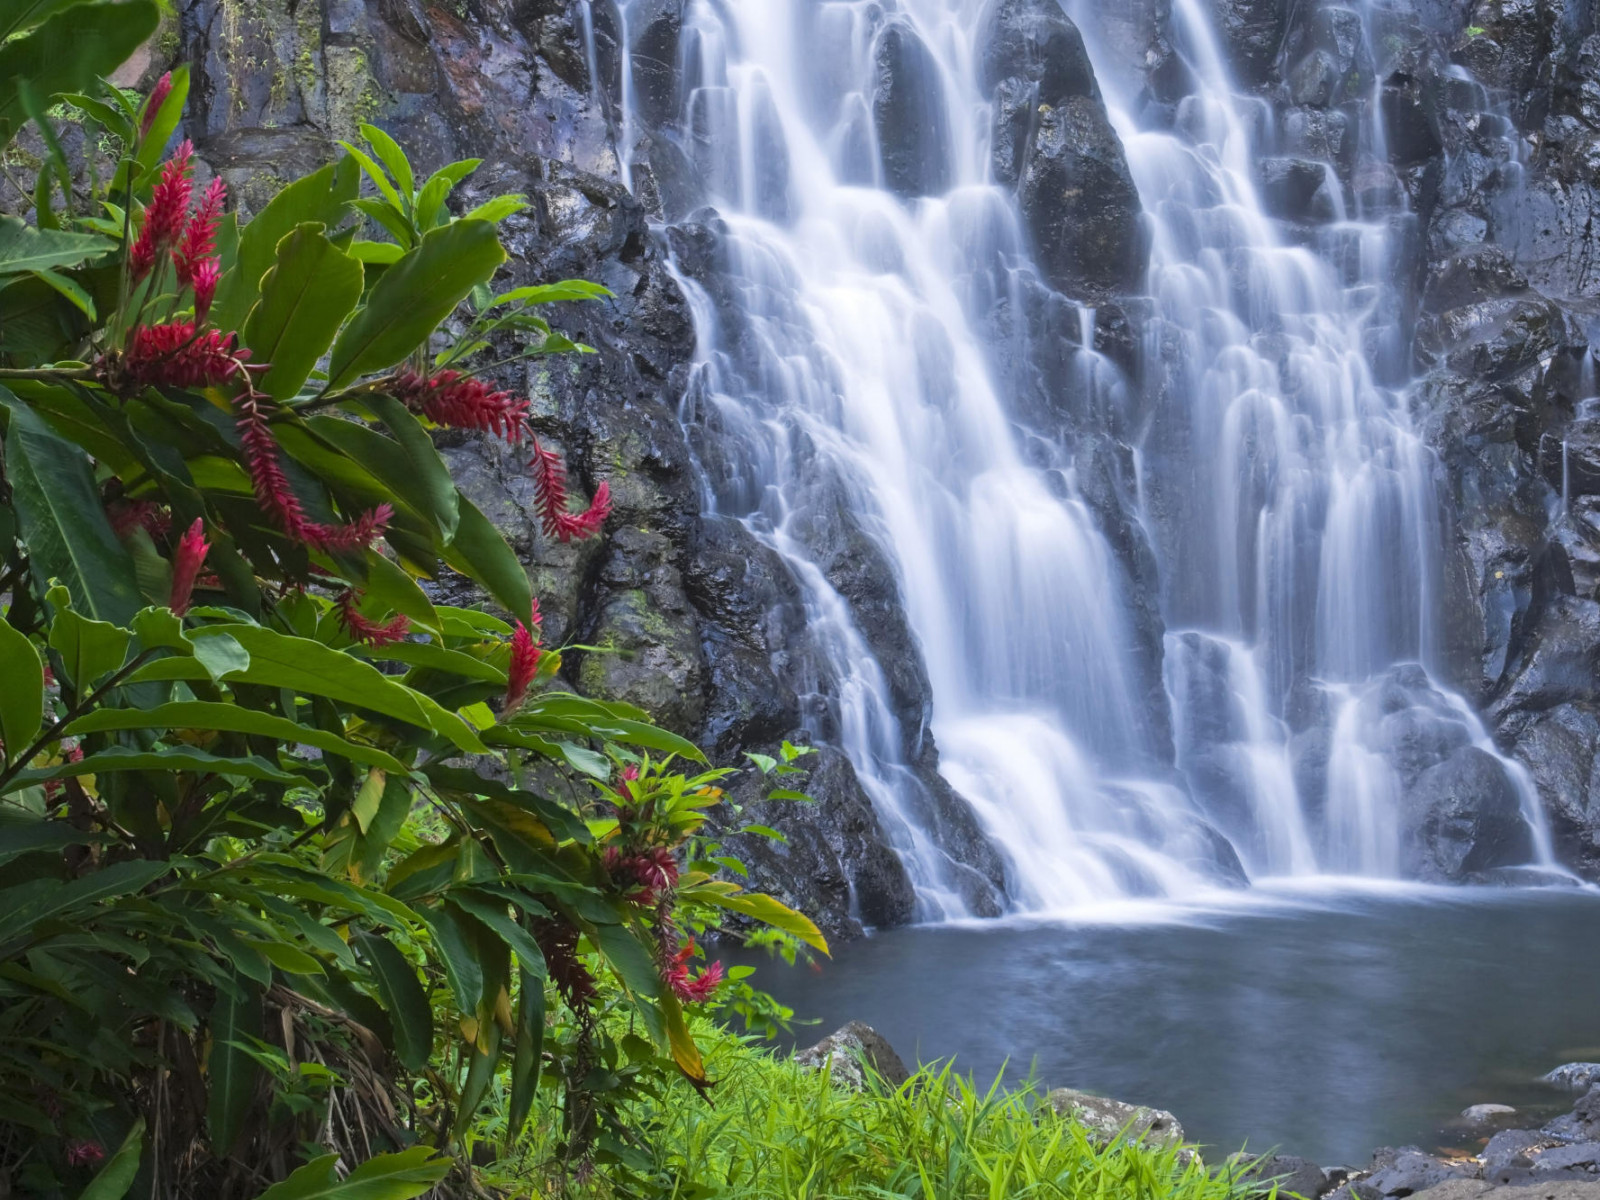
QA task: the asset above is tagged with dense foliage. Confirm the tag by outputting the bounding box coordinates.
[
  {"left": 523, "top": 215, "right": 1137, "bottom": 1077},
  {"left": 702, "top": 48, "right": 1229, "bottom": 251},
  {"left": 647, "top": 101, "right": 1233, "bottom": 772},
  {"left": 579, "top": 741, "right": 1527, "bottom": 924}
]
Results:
[{"left": 0, "top": 32, "right": 825, "bottom": 1200}]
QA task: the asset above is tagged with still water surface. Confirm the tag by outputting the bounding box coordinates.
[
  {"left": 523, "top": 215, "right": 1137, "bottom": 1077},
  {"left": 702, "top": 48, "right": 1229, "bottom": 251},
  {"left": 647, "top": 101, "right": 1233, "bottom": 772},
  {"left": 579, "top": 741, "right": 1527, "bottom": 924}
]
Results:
[{"left": 737, "top": 883, "right": 1600, "bottom": 1165}]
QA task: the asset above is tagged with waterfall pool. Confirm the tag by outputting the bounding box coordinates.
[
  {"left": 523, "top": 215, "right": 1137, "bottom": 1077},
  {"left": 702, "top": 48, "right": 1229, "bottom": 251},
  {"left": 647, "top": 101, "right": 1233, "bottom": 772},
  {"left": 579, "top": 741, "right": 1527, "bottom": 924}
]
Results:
[{"left": 731, "top": 882, "right": 1600, "bottom": 1165}]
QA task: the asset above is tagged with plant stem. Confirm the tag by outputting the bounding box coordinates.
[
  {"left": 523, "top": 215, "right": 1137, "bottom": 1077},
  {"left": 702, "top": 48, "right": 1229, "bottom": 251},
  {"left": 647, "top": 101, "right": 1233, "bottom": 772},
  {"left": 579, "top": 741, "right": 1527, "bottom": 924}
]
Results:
[{"left": 0, "top": 368, "right": 94, "bottom": 381}]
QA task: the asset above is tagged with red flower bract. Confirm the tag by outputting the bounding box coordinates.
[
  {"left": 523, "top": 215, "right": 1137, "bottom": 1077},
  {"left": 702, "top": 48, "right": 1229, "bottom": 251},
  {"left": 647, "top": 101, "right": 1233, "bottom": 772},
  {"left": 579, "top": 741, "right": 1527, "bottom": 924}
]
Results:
[
  {"left": 175, "top": 177, "right": 226, "bottom": 288},
  {"left": 191, "top": 258, "right": 221, "bottom": 324},
  {"left": 662, "top": 937, "right": 724, "bottom": 1004},
  {"left": 169, "top": 518, "right": 210, "bottom": 616},
  {"left": 121, "top": 322, "right": 245, "bottom": 389},
  {"left": 502, "top": 617, "right": 542, "bottom": 714},
  {"left": 395, "top": 368, "right": 529, "bottom": 442},
  {"left": 128, "top": 141, "right": 193, "bottom": 283},
  {"left": 65, "top": 1141, "right": 105, "bottom": 1168},
  {"left": 233, "top": 392, "right": 392, "bottom": 553},
  {"left": 139, "top": 72, "right": 173, "bottom": 141},
  {"left": 336, "top": 589, "right": 410, "bottom": 646},
  {"left": 529, "top": 439, "right": 612, "bottom": 543},
  {"left": 604, "top": 845, "right": 678, "bottom": 905}
]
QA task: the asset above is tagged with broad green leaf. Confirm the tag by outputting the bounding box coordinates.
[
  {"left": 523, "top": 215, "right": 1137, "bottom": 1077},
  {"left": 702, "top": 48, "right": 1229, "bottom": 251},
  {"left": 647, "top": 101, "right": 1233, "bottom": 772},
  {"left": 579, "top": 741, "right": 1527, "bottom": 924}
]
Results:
[
  {"left": 27, "top": 267, "right": 95, "bottom": 317},
  {"left": 441, "top": 493, "right": 533, "bottom": 628},
  {"left": 0, "top": 816, "right": 92, "bottom": 866},
  {"left": 506, "top": 966, "right": 545, "bottom": 1146},
  {"left": 339, "top": 142, "right": 407, "bottom": 219},
  {"left": 363, "top": 393, "right": 460, "bottom": 541},
  {"left": 352, "top": 767, "right": 386, "bottom": 833},
  {"left": 347, "top": 240, "right": 404, "bottom": 264},
  {"left": 326, "top": 219, "right": 506, "bottom": 390},
  {"left": 252, "top": 1147, "right": 452, "bottom": 1200},
  {"left": 422, "top": 901, "right": 484, "bottom": 1018},
  {"left": 451, "top": 1022, "right": 503, "bottom": 1141},
  {"left": 354, "top": 931, "right": 432, "bottom": 1071},
  {"left": 357, "top": 640, "right": 503, "bottom": 683},
  {"left": 462, "top": 195, "right": 530, "bottom": 224},
  {"left": 360, "top": 553, "right": 439, "bottom": 634},
  {"left": 3, "top": 745, "right": 304, "bottom": 794},
  {"left": 359, "top": 123, "right": 415, "bottom": 201},
  {"left": 206, "top": 979, "right": 261, "bottom": 1156},
  {"left": 0, "top": 0, "right": 91, "bottom": 42},
  {"left": 415, "top": 158, "right": 482, "bottom": 231},
  {"left": 0, "top": 608, "right": 43, "bottom": 767},
  {"left": 492, "top": 280, "right": 614, "bottom": 306},
  {"left": 0, "top": 0, "right": 159, "bottom": 146},
  {"left": 77, "top": 1116, "right": 145, "bottom": 1200},
  {"left": 680, "top": 887, "right": 830, "bottom": 955},
  {"left": 243, "top": 224, "right": 365, "bottom": 400},
  {"left": 63, "top": 701, "right": 411, "bottom": 774},
  {"left": 46, "top": 584, "right": 131, "bottom": 690},
  {"left": 0, "top": 858, "right": 168, "bottom": 948},
  {"left": 187, "top": 624, "right": 485, "bottom": 753},
  {"left": 1, "top": 393, "right": 141, "bottom": 626},
  {"left": 211, "top": 158, "right": 359, "bottom": 334},
  {"left": 447, "top": 888, "right": 547, "bottom": 979}
]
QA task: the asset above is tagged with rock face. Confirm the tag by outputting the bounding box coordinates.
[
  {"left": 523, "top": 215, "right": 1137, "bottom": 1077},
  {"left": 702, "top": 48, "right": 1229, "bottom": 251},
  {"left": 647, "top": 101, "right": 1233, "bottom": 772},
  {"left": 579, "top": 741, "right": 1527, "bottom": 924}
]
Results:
[
  {"left": 794, "top": 1022, "right": 911, "bottom": 1091},
  {"left": 1044, "top": 1088, "right": 1186, "bottom": 1148},
  {"left": 872, "top": 22, "right": 953, "bottom": 198}
]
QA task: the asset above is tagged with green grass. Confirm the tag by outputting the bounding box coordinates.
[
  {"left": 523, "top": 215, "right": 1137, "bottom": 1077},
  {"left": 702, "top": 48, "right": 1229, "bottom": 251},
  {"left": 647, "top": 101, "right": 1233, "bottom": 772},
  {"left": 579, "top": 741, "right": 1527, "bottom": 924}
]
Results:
[{"left": 488, "top": 1030, "right": 1258, "bottom": 1200}]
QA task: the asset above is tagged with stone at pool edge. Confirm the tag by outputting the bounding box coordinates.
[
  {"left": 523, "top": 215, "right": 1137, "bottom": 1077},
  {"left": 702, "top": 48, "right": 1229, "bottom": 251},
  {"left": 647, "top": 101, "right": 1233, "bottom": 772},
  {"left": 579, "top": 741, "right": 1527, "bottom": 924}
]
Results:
[
  {"left": 1398, "top": 1181, "right": 1600, "bottom": 1200},
  {"left": 793, "top": 1021, "right": 911, "bottom": 1091},
  {"left": 1461, "top": 1104, "right": 1518, "bottom": 1123},
  {"left": 1043, "top": 1088, "right": 1185, "bottom": 1149},
  {"left": 1546, "top": 1065, "right": 1600, "bottom": 1093},
  {"left": 1226, "top": 1153, "right": 1334, "bottom": 1200}
]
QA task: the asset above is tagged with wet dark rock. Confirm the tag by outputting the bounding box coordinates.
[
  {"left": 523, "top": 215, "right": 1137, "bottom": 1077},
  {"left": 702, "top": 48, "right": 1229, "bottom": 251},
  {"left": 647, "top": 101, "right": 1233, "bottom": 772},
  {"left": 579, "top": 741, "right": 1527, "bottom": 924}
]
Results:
[
  {"left": 1534, "top": 1144, "right": 1600, "bottom": 1176},
  {"left": 979, "top": 0, "right": 1099, "bottom": 104},
  {"left": 795, "top": 1022, "right": 911, "bottom": 1090},
  {"left": 1289, "top": 50, "right": 1342, "bottom": 107},
  {"left": 1018, "top": 96, "right": 1148, "bottom": 301},
  {"left": 1546, "top": 1087, "right": 1600, "bottom": 1143},
  {"left": 1278, "top": 107, "right": 1356, "bottom": 170},
  {"left": 1363, "top": 1147, "right": 1477, "bottom": 1196},
  {"left": 1259, "top": 157, "right": 1339, "bottom": 222},
  {"left": 1549, "top": 1066, "right": 1600, "bottom": 1093},
  {"left": 1383, "top": 70, "right": 1446, "bottom": 166},
  {"left": 872, "top": 21, "right": 953, "bottom": 198},
  {"left": 1206, "top": 0, "right": 1290, "bottom": 85},
  {"left": 1401, "top": 746, "right": 1536, "bottom": 881},
  {"left": 628, "top": 0, "right": 684, "bottom": 131},
  {"left": 1484, "top": 1128, "right": 1561, "bottom": 1173},
  {"left": 1511, "top": 704, "right": 1600, "bottom": 876},
  {"left": 1229, "top": 1154, "right": 1335, "bottom": 1200}
]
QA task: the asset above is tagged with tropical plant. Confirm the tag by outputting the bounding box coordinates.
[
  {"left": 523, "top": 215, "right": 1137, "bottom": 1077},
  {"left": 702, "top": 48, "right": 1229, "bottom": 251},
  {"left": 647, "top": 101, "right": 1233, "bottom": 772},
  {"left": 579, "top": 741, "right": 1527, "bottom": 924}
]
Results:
[{"left": 0, "top": 72, "right": 824, "bottom": 1200}]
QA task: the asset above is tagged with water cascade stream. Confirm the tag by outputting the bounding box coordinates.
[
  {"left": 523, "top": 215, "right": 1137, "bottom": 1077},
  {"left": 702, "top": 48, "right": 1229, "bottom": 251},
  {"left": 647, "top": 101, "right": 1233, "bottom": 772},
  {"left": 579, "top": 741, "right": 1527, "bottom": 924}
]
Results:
[{"left": 597, "top": 0, "right": 1559, "bottom": 917}]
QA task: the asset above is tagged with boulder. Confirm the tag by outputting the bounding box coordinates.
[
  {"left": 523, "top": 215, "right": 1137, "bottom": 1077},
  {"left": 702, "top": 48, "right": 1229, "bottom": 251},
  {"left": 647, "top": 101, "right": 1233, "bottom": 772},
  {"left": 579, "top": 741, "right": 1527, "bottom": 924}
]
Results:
[
  {"left": 1018, "top": 96, "right": 1147, "bottom": 301},
  {"left": 1533, "top": 1144, "right": 1600, "bottom": 1176},
  {"left": 1205, "top": 0, "right": 1289, "bottom": 85},
  {"left": 1548, "top": 1066, "right": 1600, "bottom": 1093},
  {"left": 1362, "top": 1147, "right": 1476, "bottom": 1196},
  {"left": 1400, "top": 746, "right": 1535, "bottom": 881},
  {"left": 795, "top": 1022, "right": 911, "bottom": 1090},
  {"left": 628, "top": 0, "right": 684, "bottom": 130},
  {"left": 1044, "top": 1088, "right": 1184, "bottom": 1148},
  {"left": 1229, "top": 1153, "right": 1334, "bottom": 1199},
  {"left": 1483, "top": 1128, "right": 1560, "bottom": 1173},
  {"left": 1546, "top": 1086, "right": 1600, "bottom": 1143},
  {"left": 1512, "top": 706, "right": 1600, "bottom": 879},
  {"left": 978, "top": 0, "right": 1099, "bottom": 104},
  {"left": 872, "top": 22, "right": 952, "bottom": 198},
  {"left": 1463, "top": 1104, "right": 1519, "bottom": 1123}
]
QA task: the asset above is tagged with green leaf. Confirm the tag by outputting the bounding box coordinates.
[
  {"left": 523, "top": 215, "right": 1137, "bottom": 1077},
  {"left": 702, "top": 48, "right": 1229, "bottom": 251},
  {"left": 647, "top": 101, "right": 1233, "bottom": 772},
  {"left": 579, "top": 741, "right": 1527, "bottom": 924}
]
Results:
[
  {"left": 354, "top": 931, "right": 432, "bottom": 1071},
  {"left": 243, "top": 224, "right": 366, "bottom": 400},
  {"left": 211, "top": 159, "right": 359, "bottom": 335},
  {"left": 0, "top": 607, "right": 43, "bottom": 767},
  {"left": 187, "top": 624, "right": 485, "bottom": 753},
  {"left": 0, "top": 0, "right": 91, "bottom": 42},
  {"left": 77, "top": 1117, "right": 145, "bottom": 1200},
  {"left": 325, "top": 219, "right": 506, "bottom": 390},
  {"left": 206, "top": 979, "right": 262, "bottom": 1157},
  {"left": 440, "top": 493, "right": 533, "bottom": 628},
  {"left": 28, "top": 267, "right": 95, "bottom": 318},
  {"left": 339, "top": 142, "right": 407, "bottom": 219},
  {"left": 362, "top": 393, "right": 460, "bottom": 541},
  {"left": 421, "top": 902, "right": 484, "bottom": 1018},
  {"left": 62, "top": 701, "right": 411, "bottom": 774},
  {"left": 414, "top": 158, "right": 481, "bottom": 231},
  {"left": 683, "top": 887, "right": 830, "bottom": 955},
  {"left": 4, "top": 745, "right": 305, "bottom": 793},
  {"left": 252, "top": 1147, "right": 452, "bottom": 1200},
  {"left": 0, "top": 816, "right": 92, "bottom": 866},
  {"left": 447, "top": 887, "right": 547, "bottom": 979},
  {"left": 492, "top": 280, "right": 613, "bottom": 306},
  {"left": 0, "top": 858, "right": 168, "bottom": 948},
  {"left": 359, "top": 123, "right": 415, "bottom": 202},
  {"left": 352, "top": 767, "right": 386, "bottom": 833},
  {"left": 347, "top": 240, "right": 404, "bottom": 264},
  {"left": 0, "top": 0, "right": 159, "bottom": 147},
  {"left": 360, "top": 553, "right": 440, "bottom": 635},
  {"left": 1, "top": 391, "right": 141, "bottom": 626},
  {"left": 462, "top": 195, "right": 530, "bottom": 224},
  {"left": 46, "top": 584, "right": 131, "bottom": 690},
  {"left": 505, "top": 966, "right": 545, "bottom": 1146}
]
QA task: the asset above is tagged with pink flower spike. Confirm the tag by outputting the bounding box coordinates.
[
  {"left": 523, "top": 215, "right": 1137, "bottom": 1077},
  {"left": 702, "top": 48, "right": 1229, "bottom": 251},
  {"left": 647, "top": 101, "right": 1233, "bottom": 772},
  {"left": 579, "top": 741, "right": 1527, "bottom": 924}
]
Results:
[
  {"left": 502, "top": 619, "right": 542, "bottom": 714},
  {"left": 122, "top": 321, "right": 245, "bottom": 389},
  {"left": 529, "top": 440, "right": 611, "bottom": 543},
  {"left": 176, "top": 177, "right": 226, "bottom": 288},
  {"left": 65, "top": 1140, "right": 105, "bottom": 1168},
  {"left": 139, "top": 72, "right": 173, "bottom": 141},
  {"left": 169, "top": 518, "right": 210, "bottom": 616},
  {"left": 190, "top": 258, "right": 221, "bottom": 324},
  {"left": 336, "top": 589, "right": 410, "bottom": 646},
  {"left": 127, "top": 143, "right": 194, "bottom": 283}
]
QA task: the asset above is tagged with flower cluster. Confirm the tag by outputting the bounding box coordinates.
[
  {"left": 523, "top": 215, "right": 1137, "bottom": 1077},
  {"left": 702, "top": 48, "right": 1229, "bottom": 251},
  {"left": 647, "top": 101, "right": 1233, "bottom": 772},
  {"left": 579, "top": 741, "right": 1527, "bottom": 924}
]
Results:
[
  {"left": 394, "top": 368, "right": 530, "bottom": 442},
  {"left": 65, "top": 1140, "right": 105, "bottom": 1168},
  {"left": 603, "top": 844, "right": 678, "bottom": 905},
  {"left": 336, "top": 589, "right": 410, "bottom": 646},
  {"left": 120, "top": 322, "right": 248, "bottom": 390},
  {"left": 662, "top": 937, "right": 724, "bottom": 1004},
  {"left": 502, "top": 613, "right": 543, "bottom": 713},
  {"left": 529, "top": 439, "right": 612, "bottom": 543},
  {"left": 234, "top": 391, "right": 393, "bottom": 553},
  {"left": 127, "top": 140, "right": 226, "bottom": 324},
  {"left": 107, "top": 498, "right": 171, "bottom": 540},
  {"left": 532, "top": 917, "right": 596, "bottom": 1008}
]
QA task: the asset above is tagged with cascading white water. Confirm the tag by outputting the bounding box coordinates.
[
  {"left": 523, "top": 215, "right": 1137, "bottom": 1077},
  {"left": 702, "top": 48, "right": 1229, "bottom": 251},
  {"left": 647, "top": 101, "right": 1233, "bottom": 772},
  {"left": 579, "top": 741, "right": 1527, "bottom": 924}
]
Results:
[{"left": 602, "top": 0, "right": 1558, "bottom": 917}]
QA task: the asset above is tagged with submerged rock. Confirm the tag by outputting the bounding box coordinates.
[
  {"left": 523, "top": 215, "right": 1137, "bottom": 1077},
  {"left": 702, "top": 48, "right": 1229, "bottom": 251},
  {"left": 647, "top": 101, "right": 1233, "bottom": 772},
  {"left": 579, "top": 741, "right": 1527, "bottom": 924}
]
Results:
[
  {"left": 1043, "top": 1088, "right": 1184, "bottom": 1148},
  {"left": 1547, "top": 1066, "right": 1600, "bottom": 1093},
  {"left": 795, "top": 1022, "right": 911, "bottom": 1090},
  {"left": 1463, "top": 1104, "right": 1519, "bottom": 1123}
]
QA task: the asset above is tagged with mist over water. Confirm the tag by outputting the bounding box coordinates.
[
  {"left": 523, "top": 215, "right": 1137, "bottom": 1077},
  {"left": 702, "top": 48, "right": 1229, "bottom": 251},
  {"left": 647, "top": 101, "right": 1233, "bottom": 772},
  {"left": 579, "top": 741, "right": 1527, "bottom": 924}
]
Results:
[{"left": 601, "top": 0, "right": 1559, "bottom": 919}]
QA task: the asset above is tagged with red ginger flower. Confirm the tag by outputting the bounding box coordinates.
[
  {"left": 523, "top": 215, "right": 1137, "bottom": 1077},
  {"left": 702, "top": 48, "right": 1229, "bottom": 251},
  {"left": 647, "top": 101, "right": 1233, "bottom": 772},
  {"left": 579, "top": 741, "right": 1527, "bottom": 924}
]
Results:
[
  {"left": 502, "top": 615, "right": 542, "bottom": 714},
  {"left": 336, "top": 589, "right": 410, "bottom": 646},
  {"left": 169, "top": 518, "right": 210, "bottom": 616},
  {"left": 529, "top": 439, "right": 612, "bottom": 543},
  {"left": 233, "top": 392, "right": 392, "bottom": 553},
  {"left": 107, "top": 498, "right": 171, "bottom": 540},
  {"left": 191, "top": 258, "right": 221, "bottom": 324},
  {"left": 139, "top": 72, "right": 173, "bottom": 141},
  {"left": 662, "top": 937, "right": 724, "bottom": 1004},
  {"left": 394, "top": 368, "right": 529, "bottom": 442},
  {"left": 532, "top": 917, "right": 596, "bottom": 1008},
  {"left": 128, "top": 141, "right": 194, "bottom": 283},
  {"left": 65, "top": 1141, "right": 104, "bottom": 1168},
  {"left": 604, "top": 844, "right": 678, "bottom": 904},
  {"left": 122, "top": 322, "right": 246, "bottom": 389},
  {"left": 176, "top": 177, "right": 225, "bottom": 287}
]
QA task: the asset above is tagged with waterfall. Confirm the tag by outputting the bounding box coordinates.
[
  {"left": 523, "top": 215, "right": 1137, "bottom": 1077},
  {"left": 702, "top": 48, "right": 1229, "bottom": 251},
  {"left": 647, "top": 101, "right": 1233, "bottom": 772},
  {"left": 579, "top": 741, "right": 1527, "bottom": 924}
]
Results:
[{"left": 604, "top": 0, "right": 1559, "bottom": 918}]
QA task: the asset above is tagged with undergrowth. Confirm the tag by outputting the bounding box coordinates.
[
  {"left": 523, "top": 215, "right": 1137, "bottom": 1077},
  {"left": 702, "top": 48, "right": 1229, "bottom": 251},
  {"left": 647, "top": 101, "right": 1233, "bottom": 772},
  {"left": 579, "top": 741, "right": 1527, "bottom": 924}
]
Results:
[{"left": 489, "top": 1030, "right": 1258, "bottom": 1200}]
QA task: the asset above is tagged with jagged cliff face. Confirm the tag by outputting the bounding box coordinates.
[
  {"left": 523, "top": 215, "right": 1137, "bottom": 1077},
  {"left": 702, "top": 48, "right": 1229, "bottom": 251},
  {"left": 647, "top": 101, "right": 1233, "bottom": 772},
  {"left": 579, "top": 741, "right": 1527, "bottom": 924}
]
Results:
[{"left": 171, "top": 0, "right": 1600, "bottom": 935}]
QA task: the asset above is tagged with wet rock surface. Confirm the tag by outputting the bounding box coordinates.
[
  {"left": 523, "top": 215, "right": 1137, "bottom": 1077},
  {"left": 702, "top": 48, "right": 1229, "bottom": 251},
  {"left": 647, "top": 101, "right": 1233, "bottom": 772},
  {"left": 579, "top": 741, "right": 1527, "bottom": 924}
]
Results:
[{"left": 794, "top": 1021, "right": 911, "bottom": 1091}]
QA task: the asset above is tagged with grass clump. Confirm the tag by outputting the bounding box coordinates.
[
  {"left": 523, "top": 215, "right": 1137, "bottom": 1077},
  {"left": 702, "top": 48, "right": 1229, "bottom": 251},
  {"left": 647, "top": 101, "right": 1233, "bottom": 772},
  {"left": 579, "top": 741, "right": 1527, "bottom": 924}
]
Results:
[{"left": 493, "top": 1029, "right": 1252, "bottom": 1200}]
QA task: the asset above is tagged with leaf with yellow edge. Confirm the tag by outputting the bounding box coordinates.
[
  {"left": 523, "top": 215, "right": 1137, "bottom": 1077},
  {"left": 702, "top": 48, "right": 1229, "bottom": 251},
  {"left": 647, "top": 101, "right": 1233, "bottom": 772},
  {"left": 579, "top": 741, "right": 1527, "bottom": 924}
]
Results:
[{"left": 678, "top": 885, "right": 829, "bottom": 956}]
